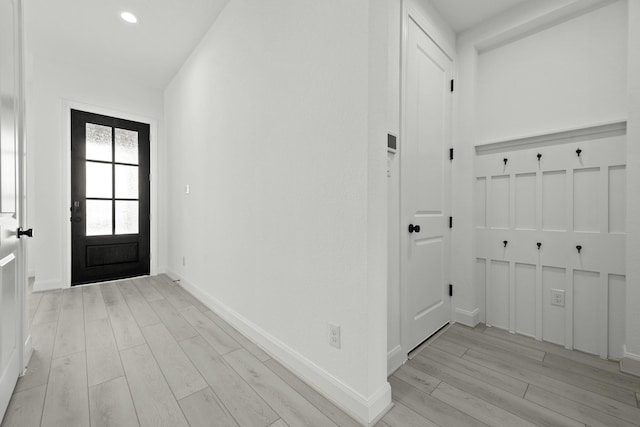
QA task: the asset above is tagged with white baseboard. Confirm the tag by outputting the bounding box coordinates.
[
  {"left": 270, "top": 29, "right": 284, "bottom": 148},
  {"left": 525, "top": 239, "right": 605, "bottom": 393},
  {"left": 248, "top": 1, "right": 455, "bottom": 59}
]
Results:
[
  {"left": 169, "top": 271, "right": 392, "bottom": 425},
  {"left": 387, "top": 345, "right": 405, "bottom": 376},
  {"left": 620, "top": 346, "right": 640, "bottom": 377},
  {"left": 455, "top": 307, "right": 480, "bottom": 327},
  {"left": 22, "top": 334, "right": 32, "bottom": 374},
  {"left": 33, "top": 277, "right": 63, "bottom": 292}
]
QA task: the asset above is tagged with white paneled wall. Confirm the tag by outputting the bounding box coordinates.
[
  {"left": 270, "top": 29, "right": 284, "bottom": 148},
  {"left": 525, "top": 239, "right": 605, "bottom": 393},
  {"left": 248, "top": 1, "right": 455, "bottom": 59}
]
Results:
[{"left": 475, "top": 124, "right": 627, "bottom": 359}]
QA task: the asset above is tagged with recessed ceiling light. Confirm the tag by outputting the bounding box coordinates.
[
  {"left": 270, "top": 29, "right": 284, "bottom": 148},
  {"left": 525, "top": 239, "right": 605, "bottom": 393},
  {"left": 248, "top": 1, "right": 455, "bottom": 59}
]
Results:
[{"left": 120, "top": 11, "right": 138, "bottom": 24}]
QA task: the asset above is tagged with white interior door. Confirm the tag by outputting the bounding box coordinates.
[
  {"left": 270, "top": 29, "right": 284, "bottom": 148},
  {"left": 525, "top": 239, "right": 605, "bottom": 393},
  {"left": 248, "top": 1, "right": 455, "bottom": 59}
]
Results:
[
  {"left": 0, "top": 0, "right": 24, "bottom": 419},
  {"left": 402, "top": 17, "right": 452, "bottom": 352}
]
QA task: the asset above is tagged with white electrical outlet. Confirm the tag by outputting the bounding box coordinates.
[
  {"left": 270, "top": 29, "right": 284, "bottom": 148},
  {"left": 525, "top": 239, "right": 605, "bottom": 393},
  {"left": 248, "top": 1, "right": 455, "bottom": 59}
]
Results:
[
  {"left": 185, "top": 184, "right": 190, "bottom": 195},
  {"left": 329, "top": 323, "right": 341, "bottom": 349},
  {"left": 551, "top": 289, "right": 565, "bottom": 307}
]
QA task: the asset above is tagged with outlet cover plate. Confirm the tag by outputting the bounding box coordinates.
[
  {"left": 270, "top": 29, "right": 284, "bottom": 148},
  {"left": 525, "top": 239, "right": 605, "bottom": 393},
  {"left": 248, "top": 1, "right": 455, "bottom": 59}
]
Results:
[
  {"left": 329, "top": 323, "right": 341, "bottom": 349},
  {"left": 551, "top": 289, "right": 565, "bottom": 307}
]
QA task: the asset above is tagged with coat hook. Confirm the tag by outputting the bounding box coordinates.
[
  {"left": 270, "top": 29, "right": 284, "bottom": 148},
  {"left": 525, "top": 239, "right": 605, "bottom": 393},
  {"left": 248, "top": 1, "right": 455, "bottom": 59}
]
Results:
[
  {"left": 503, "top": 158, "right": 508, "bottom": 166},
  {"left": 537, "top": 242, "right": 542, "bottom": 250},
  {"left": 576, "top": 148, "right": 582, "bottom": 157},
  {"left": 537, "top": 153, "right": 542, "bottom": 161},
  {"left": 576, "top": 245, "right": 582, "bottom": 254},
  {"left": 503, "top": 240, "right": 508, "bottom": 248}
]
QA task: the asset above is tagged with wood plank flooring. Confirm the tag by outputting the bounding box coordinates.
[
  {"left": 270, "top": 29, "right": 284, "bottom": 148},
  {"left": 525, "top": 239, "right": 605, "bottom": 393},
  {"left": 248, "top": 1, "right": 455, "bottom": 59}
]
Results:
[
  {"left": 387, "top": 323, "right": 640, "bottom": 427},
  {"left": 1, "top": 275, "right": 362, "bottom": 427},
  {"left": 4, "top": 276, "right": 640, "bottom": 427}
]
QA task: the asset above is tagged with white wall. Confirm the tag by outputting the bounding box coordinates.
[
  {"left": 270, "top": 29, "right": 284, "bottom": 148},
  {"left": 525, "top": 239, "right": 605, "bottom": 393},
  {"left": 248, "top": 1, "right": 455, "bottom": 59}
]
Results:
[
  {"left": 25, "top": 54, "right": 164, "bottom": 291},
  {"left": 476, "top": 1, "right": 627, "bottom": 143},
  {"left": 386, "top": 0, "right": 402, "bottom": 375},
  {"left": 453, "top": 0, "right": 630, "bottom": 351},
  {"left": 163, "top": 0, "right": 390, "bottom": 422},
  {"left": 623, "top": 0, "right": 640, "bottom": 376}
]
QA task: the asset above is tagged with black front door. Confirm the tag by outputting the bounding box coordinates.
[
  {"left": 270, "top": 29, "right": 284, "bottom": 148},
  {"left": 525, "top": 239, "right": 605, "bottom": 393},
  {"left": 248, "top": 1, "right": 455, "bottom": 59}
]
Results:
[{"left": 71, "top": 109, "right": 150, "bottom": 285}]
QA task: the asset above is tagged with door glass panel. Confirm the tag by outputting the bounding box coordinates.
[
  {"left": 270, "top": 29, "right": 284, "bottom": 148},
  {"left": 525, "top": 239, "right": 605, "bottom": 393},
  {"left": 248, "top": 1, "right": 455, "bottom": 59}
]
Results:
[
  {"left": 115, "top": 201, "right": 138, "bottom": 234},
  {"left": 86, "top": 200, "right": 112, "bottom": 236},
  {"left": 86, "top": 161, "right": 112, "bottom": 198},
  {"left": 86, "top": 123, "right": 112, "bottom": 161},
  {"left": 115, "top": 165, "right": 138, "bottom": 198},
  {"left": 115, "top": 128, "right": 138, "bottom": 164}
]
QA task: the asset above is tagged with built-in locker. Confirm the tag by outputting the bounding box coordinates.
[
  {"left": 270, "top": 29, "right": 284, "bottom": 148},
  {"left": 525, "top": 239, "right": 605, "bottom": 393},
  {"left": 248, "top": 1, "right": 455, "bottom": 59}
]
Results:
[{"left": 474, "top": 122, "right": 626, "bottom": 359}]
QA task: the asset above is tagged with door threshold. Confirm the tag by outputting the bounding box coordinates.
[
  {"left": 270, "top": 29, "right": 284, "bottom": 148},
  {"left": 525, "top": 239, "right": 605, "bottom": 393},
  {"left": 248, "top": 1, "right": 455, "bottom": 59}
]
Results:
[
  {"left": 408, "top": 322, "right": 451, "bottom": 359},
  {"left": 71, "top": 274, "right": 151, "bottom": 288}
]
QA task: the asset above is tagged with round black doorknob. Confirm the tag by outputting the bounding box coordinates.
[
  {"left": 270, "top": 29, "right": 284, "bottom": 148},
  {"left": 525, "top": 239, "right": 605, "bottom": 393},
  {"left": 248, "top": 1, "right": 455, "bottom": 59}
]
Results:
[
  {"left": 408, "top": 224, "right": 421, "bottom": 233},
  {"left": 17, "top": 227, "right": 33, "bottom": 238}
]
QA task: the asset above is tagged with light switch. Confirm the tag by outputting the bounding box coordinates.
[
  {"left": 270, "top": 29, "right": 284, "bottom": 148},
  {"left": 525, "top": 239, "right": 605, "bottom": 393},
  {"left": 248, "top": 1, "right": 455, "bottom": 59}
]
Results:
[{"left": 185, "top": 184, "right": 190, "bottom": 195}]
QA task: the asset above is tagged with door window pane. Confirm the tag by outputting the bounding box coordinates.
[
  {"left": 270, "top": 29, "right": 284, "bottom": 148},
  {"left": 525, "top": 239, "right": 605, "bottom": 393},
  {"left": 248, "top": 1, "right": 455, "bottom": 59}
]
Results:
[
  {"left": 115, "top": 128, "right": 138, "bottom": 164},
  {"left": 115, "top": 201, "right": 138, "bottom": 234},
  {"left": 86, "top": 161, "right": 112, "bottom": 198},
  {"left": 86, "top": 200, "right": 112, "bottom": 236},
  {"left": 86, "top": 123, "right": 112, "bottom": 161},
  {"left": 115, "top": 165, "right": 138, "bottom": 198}
]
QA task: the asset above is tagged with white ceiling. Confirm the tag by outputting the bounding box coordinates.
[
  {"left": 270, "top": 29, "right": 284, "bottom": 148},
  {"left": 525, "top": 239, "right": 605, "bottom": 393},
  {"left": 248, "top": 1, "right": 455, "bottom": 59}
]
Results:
[
  {"left": 25, "top": 0, "right": 231, "bottom": 89},
  {"left": 24, "top": 0, "right": 529, "bottom": 90},
  {"left": 429, "top": 0, "right": 529, "bottom": 33}
]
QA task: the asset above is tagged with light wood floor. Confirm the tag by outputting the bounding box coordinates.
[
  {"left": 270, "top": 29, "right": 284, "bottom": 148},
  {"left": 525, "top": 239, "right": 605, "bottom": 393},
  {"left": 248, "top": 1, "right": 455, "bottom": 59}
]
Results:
[
  {"left": 1, "top": 275, "right": 364, "bottom": 427},
  {"left": 386, "top": 323, "right": 640, "bottom": 427},
  {"left": 2, "top": 276, "right": 640, "bottom": 427}
]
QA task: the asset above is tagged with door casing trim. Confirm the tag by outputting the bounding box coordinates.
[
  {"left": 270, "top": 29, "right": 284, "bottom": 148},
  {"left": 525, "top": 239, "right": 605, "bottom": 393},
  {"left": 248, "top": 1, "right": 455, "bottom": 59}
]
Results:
[
  {"left": 395, "top": 0, "right": 456, "bottom": 374},
  {"left": 62, "top": 101, "right": 159, "bottom": 288}
]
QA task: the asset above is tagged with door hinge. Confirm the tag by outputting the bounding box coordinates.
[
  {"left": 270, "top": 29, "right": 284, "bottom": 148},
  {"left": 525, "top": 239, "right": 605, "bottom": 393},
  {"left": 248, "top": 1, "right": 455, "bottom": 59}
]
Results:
[
  {"left": 450, "top": 79, "right": 454, "bottom": 92},
  {"left": 149, "top": 173, "right": 152, "bottom": 182},
  {"left": 449, "top": 148, "right": 454, "bottom": 161},
  {"left": 449, "top": 284, "right": 453, "bottom": 297},
  {"left": 449, "top": 216, "right": 453, "bottom": 228}
]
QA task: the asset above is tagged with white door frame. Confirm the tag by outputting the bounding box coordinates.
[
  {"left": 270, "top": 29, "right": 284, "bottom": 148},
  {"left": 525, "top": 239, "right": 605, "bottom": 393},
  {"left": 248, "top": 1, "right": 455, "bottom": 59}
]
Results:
[
  {"left": 398, "top": 0, "right": 456, "bottom": 359},
  {"left": 61, "top": 101, "right": 159, "bottom": 288},
  {"left": 15, "top": 0, "right": 29, "bottom": 374}
]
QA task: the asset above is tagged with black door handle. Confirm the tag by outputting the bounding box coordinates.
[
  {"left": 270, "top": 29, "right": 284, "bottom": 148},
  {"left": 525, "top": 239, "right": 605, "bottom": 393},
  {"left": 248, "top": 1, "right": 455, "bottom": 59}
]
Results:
[
  {"left": 408, "top": 224, "right": 421, "bottom": 233},
  {"left": 17, "top": 227, "right": 33, "bottom": 238}
]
